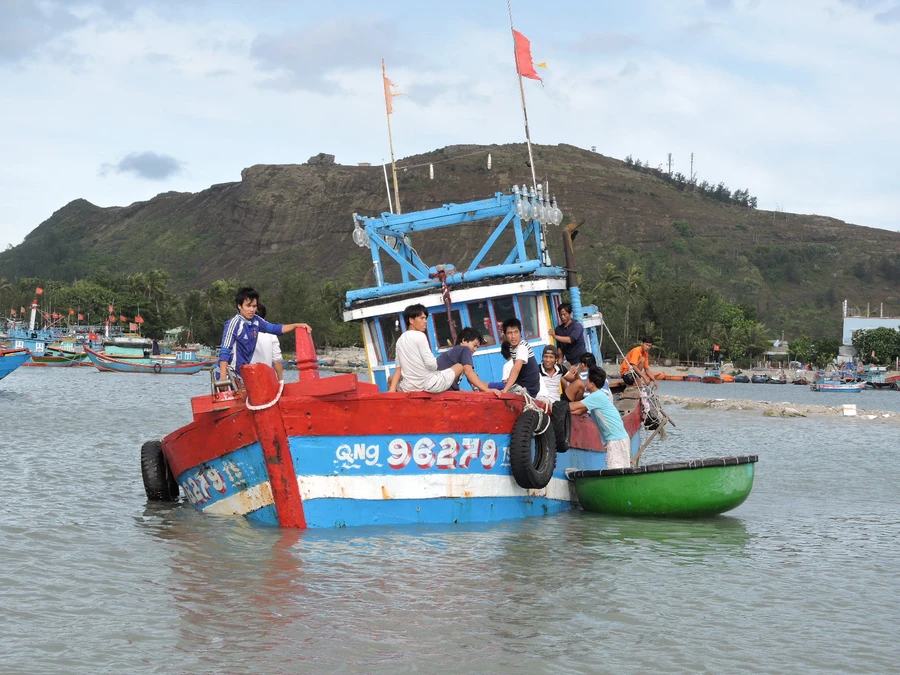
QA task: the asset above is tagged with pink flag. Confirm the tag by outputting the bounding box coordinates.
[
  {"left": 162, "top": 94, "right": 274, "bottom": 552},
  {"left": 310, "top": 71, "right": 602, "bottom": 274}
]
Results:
[{"left": 513, "top": 30, "right": 541, "bottom": 81}]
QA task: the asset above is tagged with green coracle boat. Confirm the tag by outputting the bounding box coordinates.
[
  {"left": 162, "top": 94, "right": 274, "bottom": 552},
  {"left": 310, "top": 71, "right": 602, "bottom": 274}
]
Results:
[{"left": 569, "top": 455, "right": 758, "bottom": 517}]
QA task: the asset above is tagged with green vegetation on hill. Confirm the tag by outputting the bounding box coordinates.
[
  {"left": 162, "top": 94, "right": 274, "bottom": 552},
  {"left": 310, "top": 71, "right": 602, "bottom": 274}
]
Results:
[{"left": 2, "top": 143, "right": 900, "bottom": 353}]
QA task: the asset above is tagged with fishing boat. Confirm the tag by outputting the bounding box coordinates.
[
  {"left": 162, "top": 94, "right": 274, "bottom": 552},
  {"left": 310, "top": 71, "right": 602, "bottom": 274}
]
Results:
[
  {"left": 767, "top": 371, "right": 787, "bottom": 384},
  {"left": 700, "top": 362, "right": 723, "bottom": 384},
  {"left": 144, "top": 191, "right": 647, "bottom": 528},
  {"left": 750, "top": 374, "right": 768, "bottom": 384},
  {"left": 733, "top": 374, "right": 750, "bottom": 383},
  {"left": 84, "top": 346, "right": 214, "bottom": 374},
  {"left": 568, "top": 455, "right": 758, "bottom": 517},
  {"left": 862, "top": 365, "right": 893, "bottom": 389},
  {"left": 810, "top": 375, "right": 866, "bottom": 393},
  {"left": 683, "top": 373, "right": 701, "bottom": 382},
  {"left": 0, "top": 347, "right": 31, "bottom": 380},
  {"left": 22, "top": 349, "right": 89, "bottom": 367}
]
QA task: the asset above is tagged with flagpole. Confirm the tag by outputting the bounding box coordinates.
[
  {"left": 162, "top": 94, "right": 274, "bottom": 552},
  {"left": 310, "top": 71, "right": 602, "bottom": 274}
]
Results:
[
  {"left": 382, "top": 59, "right": 402, "bottom": 215},
  {"left": 508, "top": 0, "right": 537, "bottom": 189}
]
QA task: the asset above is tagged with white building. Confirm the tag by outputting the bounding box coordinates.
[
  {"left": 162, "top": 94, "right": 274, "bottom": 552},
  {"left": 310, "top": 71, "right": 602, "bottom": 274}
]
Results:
[{"left": 841, "top": 299, "right": 900, "bottom": 345}]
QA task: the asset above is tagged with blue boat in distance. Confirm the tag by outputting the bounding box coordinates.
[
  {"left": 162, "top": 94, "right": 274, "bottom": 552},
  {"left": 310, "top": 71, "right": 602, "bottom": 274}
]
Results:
[{"left": 0, "top": 348, "right": 31, "bottom": 381}]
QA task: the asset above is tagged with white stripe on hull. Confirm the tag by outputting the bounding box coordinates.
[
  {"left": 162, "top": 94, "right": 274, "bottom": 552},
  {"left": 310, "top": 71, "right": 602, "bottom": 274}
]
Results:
[{"left": 201, "top": 474, "right": 576, "bottom": 516}]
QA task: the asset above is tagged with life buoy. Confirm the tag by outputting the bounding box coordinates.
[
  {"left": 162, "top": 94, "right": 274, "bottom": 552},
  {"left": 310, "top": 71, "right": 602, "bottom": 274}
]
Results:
[
  {"left": 140, "top": 440, "right": 179, "bottom": 501},
  {"left": 550, "top": 400, "right": 571, "bottom": 453},
  {"left": 153, "top": 362, "right": 162, "bottom": 374},
  {"left": 509, "top": 409, "right": 557, "bottom": 489}
]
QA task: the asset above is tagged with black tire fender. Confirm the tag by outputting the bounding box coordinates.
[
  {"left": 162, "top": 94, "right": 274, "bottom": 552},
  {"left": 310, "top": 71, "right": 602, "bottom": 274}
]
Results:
[
  {"left": 153, "top": 362, "right": 162, "bottom": 374},
  {"left": 550, "top": 400, "right": 571, "bottom": 453},
  {"left": 509, "top": 409, "right": 557, "bottom": 489},
  {"left": 141, "top": 440, "right": 179, "bottom": 501}
]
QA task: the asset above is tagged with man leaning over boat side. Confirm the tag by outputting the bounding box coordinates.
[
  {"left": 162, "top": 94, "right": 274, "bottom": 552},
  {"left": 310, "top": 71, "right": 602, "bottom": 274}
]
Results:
[
  {"left": 387, "top": 304, "right": 465, "bottom": 393},
  {"left": 250, "top": 303, "right": 284, "bottom": 381},
  {"left": 570, "top": 367, "right": 631, "bottom": 469},
  {"left": 218, "top": 287, "right": 310, "bottom": 381}
]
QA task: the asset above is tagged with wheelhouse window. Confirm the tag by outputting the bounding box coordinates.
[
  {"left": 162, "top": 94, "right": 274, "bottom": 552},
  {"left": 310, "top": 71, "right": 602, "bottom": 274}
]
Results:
[
  {"left": 466, "top": 301, "right": 496, "bottom": 345},
  {"left": 378, "top": 314, "right": 404, "bottom": 361},
  {"left": 492, "top": 296, "right": 515, "bottom": 334},
  {"left": 432, "top": 309, "right": 462, "bottom": 349},
  {"left": 517, "top": 295, "right": 539, "bottom": 338}
]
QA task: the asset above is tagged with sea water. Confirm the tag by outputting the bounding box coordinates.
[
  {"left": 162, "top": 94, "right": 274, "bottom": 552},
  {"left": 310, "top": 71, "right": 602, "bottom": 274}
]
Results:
[{"left": 1, "top": 369, "right": 897, "bottom": 674}]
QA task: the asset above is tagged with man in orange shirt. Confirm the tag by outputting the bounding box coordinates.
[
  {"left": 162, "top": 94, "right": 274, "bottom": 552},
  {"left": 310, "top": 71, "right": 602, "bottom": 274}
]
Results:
[{"left": 620, "top": 335, "right": 657, "bottom": 388}]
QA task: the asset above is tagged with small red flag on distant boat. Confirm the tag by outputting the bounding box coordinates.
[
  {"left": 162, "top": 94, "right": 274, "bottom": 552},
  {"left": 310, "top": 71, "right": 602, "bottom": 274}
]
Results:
[
  {"left": 35, "top": 287, "right": 44, "bottom": 295},
  {"left": 108, "top": 304, "right": 114, "bottom": 313},
  {"left": 382, "top": 59, "right": 395, "bottom": 115},
  {"left": 513, "top": 30, "right": 542, "bottom": 81},
  {"left": 120, "top": 314, "right": 127, "bottom": 323},
  {"left": 135, "top": 315, "right": 144, "bottom": 324},
  {"left": 713, "top": 344, "right": 720, "bottom": 351},
  {"left": 78, "top": 313, "right": 84, "bottom": 321},
  {"left": 110, "top": 315, "right": 117, "bottom": 323},
  {"left": 69, "top": 309, "right": 75, "bottom": 315}
]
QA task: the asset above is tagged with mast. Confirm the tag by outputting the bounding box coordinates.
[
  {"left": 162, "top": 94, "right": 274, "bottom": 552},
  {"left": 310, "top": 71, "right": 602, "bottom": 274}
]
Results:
[{"left": 382, "top": 59, "right": 402, "bottom": 215}]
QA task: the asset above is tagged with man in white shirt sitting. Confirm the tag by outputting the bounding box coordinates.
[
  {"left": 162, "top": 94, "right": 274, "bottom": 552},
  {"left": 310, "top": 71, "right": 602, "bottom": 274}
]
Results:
[
  {"left": 538, "top": 345, "right": 564, "bottom": 403},
  {"left": 388, "top": 304, "right": 464, "bottom": 393},
  {"left": 250, "top": 303, "right": 284, "bottom": 381}
]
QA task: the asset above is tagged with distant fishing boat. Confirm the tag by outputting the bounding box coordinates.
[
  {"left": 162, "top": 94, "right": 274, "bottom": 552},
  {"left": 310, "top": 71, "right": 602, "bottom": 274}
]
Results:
[
  {"left": 810, "top": 375, "right": 866, "bottom": 393},
  {"left": 701, "top": 362, "right": 723, "bottom": 384},
  {"left": 683, "top": 373, "right": 701, "bottom": 382},
  {"left": 768, "top": 371, "right": 787, "bottom": 384},
  {"left": 84, "top": 346, "right": 214, "bottom": 375},
  {"left": 0, "top": 347, "right": 31, "bottom": 381},
  {"left": 733, "top": 374, "right": 750, "bottom": 383},
  {"left": 750, "top": 374, "right": 768, "bottom": 384},
  {"left": 569, "top": 455, "right": 758, "bottom": 517},
  {"left": 862, "top": 365, "right": 893, "bottom": 389}
]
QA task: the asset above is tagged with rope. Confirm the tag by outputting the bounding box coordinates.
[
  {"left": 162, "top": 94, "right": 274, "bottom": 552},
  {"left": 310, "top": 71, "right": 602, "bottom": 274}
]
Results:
[
  {"left": 520, "top": 391, "right": 552, "bottom": 435},
  {"left": 245, "top": 380, "right": 284, "bottom": 411}
]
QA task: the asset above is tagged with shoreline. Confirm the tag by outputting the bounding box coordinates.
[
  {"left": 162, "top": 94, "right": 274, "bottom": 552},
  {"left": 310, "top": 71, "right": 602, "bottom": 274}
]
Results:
[{"left": 658, "top": 394, "right": 900, "bottom": 424}]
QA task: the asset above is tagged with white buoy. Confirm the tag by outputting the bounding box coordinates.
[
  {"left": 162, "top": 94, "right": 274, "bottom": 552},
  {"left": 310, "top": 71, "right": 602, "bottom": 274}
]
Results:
[
  {"left": 429, "top": 163, "right": 434, "bottom": 180},
  {"left": 487, "top": 153, "right": 492, "bottom": 170}
]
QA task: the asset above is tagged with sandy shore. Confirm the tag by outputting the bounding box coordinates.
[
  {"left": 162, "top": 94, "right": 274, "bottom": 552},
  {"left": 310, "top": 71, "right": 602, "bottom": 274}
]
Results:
[{"left": 658, "top": 394, "right": 900, "bottom": 424}]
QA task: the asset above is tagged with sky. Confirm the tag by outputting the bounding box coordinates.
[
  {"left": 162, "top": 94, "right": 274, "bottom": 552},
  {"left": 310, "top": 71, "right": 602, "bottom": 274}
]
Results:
[{"left": 2, "top": 0, "right": 899, "bottom": 250}]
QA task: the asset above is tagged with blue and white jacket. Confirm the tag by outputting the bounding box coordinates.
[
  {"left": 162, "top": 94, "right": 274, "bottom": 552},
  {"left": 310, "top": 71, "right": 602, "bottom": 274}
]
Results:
[{"left": 219, "top": 314, "right": 283, "bottom": 372}]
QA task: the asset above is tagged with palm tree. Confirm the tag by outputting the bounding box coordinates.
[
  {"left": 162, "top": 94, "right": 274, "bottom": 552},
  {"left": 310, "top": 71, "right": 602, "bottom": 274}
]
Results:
[{"left": 621, "top": 263, "right": 645, "bottom": 342}]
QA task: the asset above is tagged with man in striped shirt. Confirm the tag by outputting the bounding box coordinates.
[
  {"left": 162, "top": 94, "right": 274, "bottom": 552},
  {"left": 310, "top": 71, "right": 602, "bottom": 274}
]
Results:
[{"left": 218, "top": 287, "right": 310, "bottom": 380}]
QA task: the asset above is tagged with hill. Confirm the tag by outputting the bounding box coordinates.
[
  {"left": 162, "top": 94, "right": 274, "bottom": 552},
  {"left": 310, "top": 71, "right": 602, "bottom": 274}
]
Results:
[{"left": 2, "top": 143, "right": 899, "bottom": 339}]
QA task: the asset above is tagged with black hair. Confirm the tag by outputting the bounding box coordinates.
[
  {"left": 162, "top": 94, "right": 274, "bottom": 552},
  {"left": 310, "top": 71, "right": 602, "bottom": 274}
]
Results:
[
  {"left": 403, "top": 304, "right": 429, "bottom": 326},
  {"left": 256, "top": 303, "right": 267, "bottom": 320},
  {"left": 640, "top": 335, "right": 655, "bottom": 345},
  {"left": 501, "top": 317, "right": 521, "bottom": 333},
  {"left": 500, "top": 341, "right": 512, "bottom": 360},
  {"left": 456, "top": 327, "right": 483, "bottom": 345},
  {"left": 579, "top": 353, "right": 597, "bottom": 367},
  {"left": 587, "top": 366, "right": 607, "bottom": 389},
  {"left": 234, "top": 286, "right": 259, "bottom": 308},
  {"left": 558, "top": 302, "right": 573, "bottom": 314}
]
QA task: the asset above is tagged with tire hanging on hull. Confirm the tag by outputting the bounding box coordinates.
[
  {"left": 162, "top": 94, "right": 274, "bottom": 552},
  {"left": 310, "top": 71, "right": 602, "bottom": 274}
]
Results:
[
  {"left": 141, "top": 440, "right": 179, "bottom": 501},
  {"left": 509, "top": 409, "right": 557, "bottom": 489}
]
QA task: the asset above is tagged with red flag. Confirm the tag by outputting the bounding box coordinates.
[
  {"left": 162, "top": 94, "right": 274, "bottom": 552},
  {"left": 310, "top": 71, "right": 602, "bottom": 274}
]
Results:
[
  {"left": 129, "top": 322, "right": 138, "bottom": 331},
  {"left": 69, "top": 309, "right": 75, "bottom": 315},
  {"left": 78, "top": 313, "right": 84, "bottom": 321},
  {"left": 713, "top": 344, "right": 720, "bottom": 351},
  {"left": 110, "top": 315, "right": 117, "bottom": 323},
  {"left": 35, "top": 287, "right": 44, "bottom": 295},
  {"left": 513, "top": 30, "right": 542, "bottom": 81},
  {"left": 108, "top": 304, "right": 114, "bottom": 313},
  {"left": 52, "top": 312, "right": 59, "bottom": 319},
  {"left": 135, "top": 315, "right": 144, "bottom": 324},
  {"left": 120, "top": 314, "right": 127, "bottom": 322}
]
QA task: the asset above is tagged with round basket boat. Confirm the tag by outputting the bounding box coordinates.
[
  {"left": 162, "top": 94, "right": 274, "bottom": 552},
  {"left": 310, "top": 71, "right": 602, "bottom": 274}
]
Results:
[{"left": 569, "top": 455, "right": 758, "bottom": 518}]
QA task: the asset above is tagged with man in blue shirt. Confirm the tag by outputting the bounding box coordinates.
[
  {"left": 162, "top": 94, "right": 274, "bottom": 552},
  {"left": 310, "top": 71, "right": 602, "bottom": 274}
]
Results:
[
  {"left": 549, "top": 302, "right": 587, "bottom": 365},
  {"left": 570, "top": 366, "right": 631, "bottom": 469},
  {"left": 435, "top": 327, "right": 499, "bottom": 394},
  {"left": 218, "top": 287, "right": 310, "bottom": 380}
]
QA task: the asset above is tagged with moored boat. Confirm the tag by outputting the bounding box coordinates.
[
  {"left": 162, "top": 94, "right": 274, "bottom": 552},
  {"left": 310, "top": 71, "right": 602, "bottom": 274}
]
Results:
[
  {"left": 569, "top": 455, "right": 758, "bottom": 517},
  {"left": 701, "top": 362, "right": 723, "bottom": 384},
  {"left": 733, "top": 374, "right": 750, "bottom": 383},
  {"left": 810, "top": 376, "right": 866, "bottom": 393},
  {"left": 767, "top": 371, "right": 787, "bottom": 384},
  {"left": 683, "top": 373, "right": 701, "bottom": 382},
  {"left": 750, "top": 374, "right": 768, "bottom": 384},
  {"left": 84, "top": 346, "right": 214, "bottom": 374},
  {"left": 147, "top": 190, "right": 648, "bottom": 528},
  {"left": 0, "top": 347, "right": 31, "bottom": 380}
]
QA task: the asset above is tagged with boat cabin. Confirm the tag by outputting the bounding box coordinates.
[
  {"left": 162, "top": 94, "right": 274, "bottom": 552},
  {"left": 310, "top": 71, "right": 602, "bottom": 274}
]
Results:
[{"left": 342, "top": 190, "right": 604, "bottom": 391}]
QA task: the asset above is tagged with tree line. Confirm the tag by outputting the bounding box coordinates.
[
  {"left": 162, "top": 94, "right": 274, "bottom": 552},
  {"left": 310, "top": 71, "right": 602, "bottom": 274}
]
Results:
[
  {"left": 0, "top": 270, "right": 362, "bottom": 353},
  {"left": 624, "top": 155, "right": 758, "bottom": 208}
]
